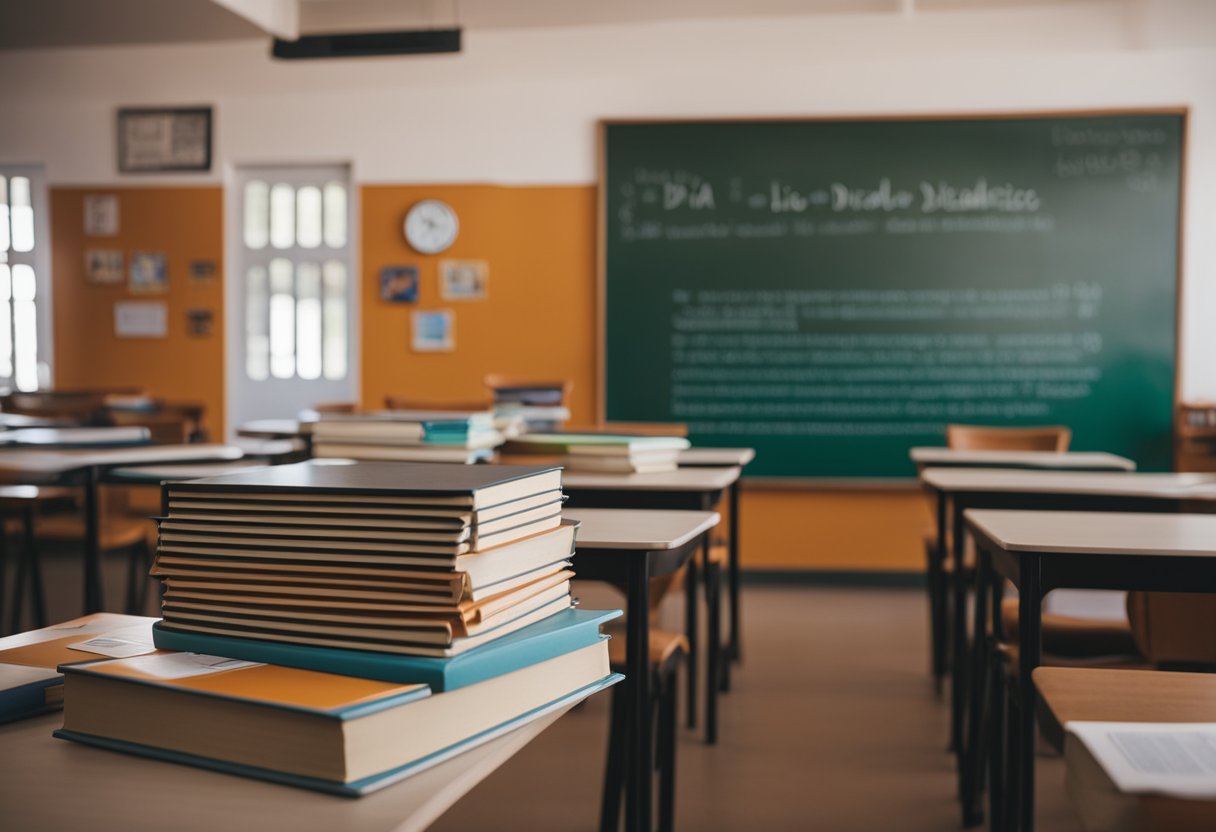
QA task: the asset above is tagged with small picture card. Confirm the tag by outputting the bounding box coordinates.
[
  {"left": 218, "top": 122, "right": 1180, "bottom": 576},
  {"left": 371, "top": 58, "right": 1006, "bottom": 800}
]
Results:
[
  {"left": 411, "top": 310, "right": 454, "bottom": 353},
  {"left": 439, "top": 259, "right": 488, "bottom": 301},
  {"left": 186, "top": 308, "right": 214, "bottom": 337},
  {"left": 117, "top": 653, "right": 262, "bottom": 680},
  {"left": 129, "top": 251, "right": 168, "bottom": 293},
  {"left": 85, "top": 249, "right": 124, "bottom": 284},
  {"left": 189, "top": 259, "right": 217, "bottom": 282},
  {"left": 67, "top": 636, "right": 156, "bottom": 659},
  {"left": 84, "top": 194, "right": 120, "bottom": 236},
  {"left": 114, "top": 300, "right": 167, "bottom": 338},
  {"left": 380, "top": 265, "right": 419, "bottom": 303}
]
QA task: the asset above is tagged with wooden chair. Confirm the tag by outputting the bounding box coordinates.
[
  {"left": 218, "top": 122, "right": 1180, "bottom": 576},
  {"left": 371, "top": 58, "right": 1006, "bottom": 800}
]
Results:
[
  {"left": 31, "top": 486, "right": 156, "bottom": 618},
  {"left": 311, "top": 401, "right": 359, "bottom": 415},
  {"left": 601, "top": 623, "right": 686, "bottom": 832},
  {"left": 107, "top": 401, "right": 207, "bottom": 444},
  {"left": 0, "top": 486, "right": 77, "bottom": 634},
  {"left": 944, "top": 424, "right": 1071, "bottom": 452},
  {"left": 926, "top": 424, "right": 1073, "bottom": 689}
]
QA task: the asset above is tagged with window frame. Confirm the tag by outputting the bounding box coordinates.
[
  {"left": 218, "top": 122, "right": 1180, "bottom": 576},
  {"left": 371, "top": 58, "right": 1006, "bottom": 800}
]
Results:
[{"left": 0, "top": 164, "right": 53, "bottom": 391}]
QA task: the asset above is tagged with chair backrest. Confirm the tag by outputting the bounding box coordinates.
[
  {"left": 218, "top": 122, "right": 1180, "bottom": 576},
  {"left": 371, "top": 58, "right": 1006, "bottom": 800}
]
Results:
[
  {"left": 1127, "top": 592, "right": 1216, "bottom": 667},
  {"left": 384, "top": 395, "right": 493, "bottom": 412},
  {"left": 945, "top": 424, "right": 1071, "bottom": 452}
]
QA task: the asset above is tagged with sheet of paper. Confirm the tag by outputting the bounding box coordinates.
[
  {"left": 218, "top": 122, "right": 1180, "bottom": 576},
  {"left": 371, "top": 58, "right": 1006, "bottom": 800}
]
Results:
[
  {"left": 114, "top": 301, "right": 167, "bottom": 338},
  {"left": 117, "top": 652, "right": 263, "bottom": 680},
  {"left": 0, "top": 662, "right": 62, "bottom": 689},
  {"left": 1068, "top": 721, "right": 1216, "bottom": 798},
  {"left": 67, "top": 636, "right": 157, "bottom": 659}
]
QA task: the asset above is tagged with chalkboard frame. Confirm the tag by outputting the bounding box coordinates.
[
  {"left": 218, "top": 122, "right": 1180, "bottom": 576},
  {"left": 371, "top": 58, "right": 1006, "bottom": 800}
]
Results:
[{"left": 596, "top": 108, "right": 1189, "bottom": 483}]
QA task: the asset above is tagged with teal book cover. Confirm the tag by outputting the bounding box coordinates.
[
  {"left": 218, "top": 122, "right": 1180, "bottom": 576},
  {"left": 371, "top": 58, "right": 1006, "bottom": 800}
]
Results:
[{"left": 152, "top": 608, "right": 621, "bottom": 691}]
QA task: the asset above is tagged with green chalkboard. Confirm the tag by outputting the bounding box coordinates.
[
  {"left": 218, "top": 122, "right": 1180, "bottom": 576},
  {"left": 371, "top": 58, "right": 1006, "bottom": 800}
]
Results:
[{"left": 601, "top": 113, "right": 1183, "bottom": 478}]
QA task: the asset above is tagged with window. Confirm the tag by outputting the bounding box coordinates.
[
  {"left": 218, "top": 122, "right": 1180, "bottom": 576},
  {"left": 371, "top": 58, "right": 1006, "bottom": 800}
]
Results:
[
  {"left": 0, "top": 168, "right": 50, "bottom": 391},
  {"left": 239, "top": 175, "right": 350, "bottom": 382}
]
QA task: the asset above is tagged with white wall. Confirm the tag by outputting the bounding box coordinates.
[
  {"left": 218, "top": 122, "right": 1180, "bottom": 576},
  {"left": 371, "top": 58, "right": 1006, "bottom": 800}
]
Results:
[{"left": 1, "top": 1, "right": 1214, "bottom": 396}]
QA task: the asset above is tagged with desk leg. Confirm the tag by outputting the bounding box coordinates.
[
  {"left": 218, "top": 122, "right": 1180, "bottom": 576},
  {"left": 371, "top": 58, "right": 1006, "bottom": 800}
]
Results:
[
  {"left": 0, "top": 523, "right": 10, "bottom": 635},
  {"left": 83, "top": 467, "right": 103, "bottom": 614},
  {"left": 1015, "top": 554, "right": 1042, "bottom": 832},
  {"left": 23, "top": 508, "right": 47, "bottom": 629},
  {"left": 704, "top": 536, "right": 720, "bottom": 745},
  {"left": 684, "top": 554, "right": 699, "bottom": 730},
  {"left": 728, "top": 479, "right": 741, "bottom": 665},
  {"left": 950, "top": 503, "right": 967, "bottom": 759},
  {"left": 961, "top": 549, "right": 992, "bottom": 827},
  {"left": 989, "top": 576, "right": 1008, "bottom": 832},
  {"left": 625, "top": 557, "right": 653, "bottom": 832},
  {"left": 930, "top": 492, "right": 948, "bottom": 691}
]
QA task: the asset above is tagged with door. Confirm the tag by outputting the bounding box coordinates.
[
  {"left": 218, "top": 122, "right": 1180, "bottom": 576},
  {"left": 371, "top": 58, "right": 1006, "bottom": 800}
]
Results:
[{"left": 226, "top": 165, "right": 357, "bottom": 435}]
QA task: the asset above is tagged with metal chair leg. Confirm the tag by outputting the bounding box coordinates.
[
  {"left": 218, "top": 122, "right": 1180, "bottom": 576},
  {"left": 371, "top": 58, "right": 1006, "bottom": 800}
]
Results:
[
  {"left": 23, "top": 508, "right": 47, "bottom": 628},
  {"left": 658, "top": 662, "right": 679, "bottom": 832},
  {"left": 684, "top": 558, "right": 699, "bottom": 729},
  {"left": 704, "top": 557, "right": 722, "bottom": 745}
]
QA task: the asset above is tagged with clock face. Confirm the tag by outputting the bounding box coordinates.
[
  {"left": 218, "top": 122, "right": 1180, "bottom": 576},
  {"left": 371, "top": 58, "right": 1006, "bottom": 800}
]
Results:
[{"left": 404, "top": 200, "right": 459, "bottom": 255}]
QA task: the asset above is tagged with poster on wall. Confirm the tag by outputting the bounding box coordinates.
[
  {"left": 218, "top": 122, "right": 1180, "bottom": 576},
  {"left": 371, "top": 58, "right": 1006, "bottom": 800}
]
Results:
[
  {"left": 117, "top": 107, "right": 212, "bottom": 173},
  {"left": 186, "top": 308, "right": 214, "bottom": 337},
  {"left": 439, "top": 260, "right": 488, "bottom": 300},
  {"left": 85, "top": 249, "right": 124, "bottom": 284},
  {"left": 83, "top": 194, "right": 120, "bottom": 236},
  {"left": 114, "top": 301, "right": 167, "bottom": 338},
  {"left": 380, "top": 266, "right": 419, "bottom": 303},
  {"left": 411, "top": 310, "right": 454, "bottom": 352},
  {"left": 129, "top": 251, "right": 168, "bottom": 293}
]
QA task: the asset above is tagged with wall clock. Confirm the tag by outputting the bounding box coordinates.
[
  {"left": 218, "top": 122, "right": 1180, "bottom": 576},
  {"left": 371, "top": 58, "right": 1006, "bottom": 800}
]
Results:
[{"left": 404, "top": 199, "right": 459, "bottom": 255}]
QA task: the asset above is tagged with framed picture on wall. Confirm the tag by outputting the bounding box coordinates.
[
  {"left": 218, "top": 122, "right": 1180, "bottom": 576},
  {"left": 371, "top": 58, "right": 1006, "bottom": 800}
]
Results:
[
  {"left": 117, "top": 106, "right": 213, "bottom": 173},
  {"left": 439, "top": 259, "right": 488, "bottom": 300}
]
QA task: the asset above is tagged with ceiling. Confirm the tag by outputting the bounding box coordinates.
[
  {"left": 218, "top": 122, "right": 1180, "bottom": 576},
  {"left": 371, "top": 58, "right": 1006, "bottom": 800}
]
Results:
[{"left": 0, "top": 0, "right": 1124, "bottom": 50}]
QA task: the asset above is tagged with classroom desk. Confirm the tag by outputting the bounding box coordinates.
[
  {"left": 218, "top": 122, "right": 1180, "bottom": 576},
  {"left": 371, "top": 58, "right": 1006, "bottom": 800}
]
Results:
[
  {"left": 0, "top": 707, "right": 570, "bottom": 832},
  {"left": 0, "top": 426, "right": 151, "bottom": 448},
  {"left": 0, "top": 412, "right": 77, "bottom": 430},
  {"left": 563, "top": 467, "right": 740, "bottom": 742},
  {"left": 565, "top": 507, "right": 719, "bottom": 832},
  {"left": 919, "top": 468, "right": 1216, "bottom": 784},
  {"left": 0, "top": 444, "right": 244, "bottom": 614},
  {"left": 966, "top": 511, "right": 1216, "bottom": 832},
  {"left": 105, "top": 461, "right": 270, "bottom": 485},
  {"left": 676, "top": 447, "right": 754, "bottom": 665},
  {"left": 910, "top": 448, "right": 1136, "bottom": 472},
  {"left": 1036, "top": 667, "right": 1216, "bottom": 832}
]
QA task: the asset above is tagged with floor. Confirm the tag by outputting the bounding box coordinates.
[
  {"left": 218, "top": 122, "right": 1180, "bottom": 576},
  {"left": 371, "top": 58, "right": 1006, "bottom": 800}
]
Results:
[{"left": 15, "top": 554, "right": 1085, "bottom": 832}]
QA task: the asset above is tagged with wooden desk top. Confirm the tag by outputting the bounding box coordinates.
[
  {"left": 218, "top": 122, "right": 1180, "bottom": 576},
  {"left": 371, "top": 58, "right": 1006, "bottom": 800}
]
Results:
[
  {"left": 565, "top": 508, "right": 720, "bottom": 550},
  {"left": 677, "top": 447, "right": 756, "bottom": 468},
  {"left": 0, "top": 413, "right": 77, "bottom": 429},
  {"left": 563, "top": 466, "right": 740, "bottom": 492},
  {"left": 0, "top": 708, "right": 567, "bottom": 832},
  {"left": 236, "top": 418, "right": 309, "bottom": 439},
  {"left": 0, "top": 444, "right": 244, "bottom": 483},
  {"left": 0, "top": 426, "right": 151, "bottom": 447},
  {"left": 910, "top": 448, "right": 1136, "bottom": 471},
  {"left": 965, "top": 510, "right": 1216, "bottom": 557},
  {"left": 106, "top": 461, "right": 269, "bottom": 483},
  {"left": 1036, "top": 668, "right": 1216, "bottom": 725},
  {"left": 921, "top": 469, "right": 1216, "bottom": 499}
]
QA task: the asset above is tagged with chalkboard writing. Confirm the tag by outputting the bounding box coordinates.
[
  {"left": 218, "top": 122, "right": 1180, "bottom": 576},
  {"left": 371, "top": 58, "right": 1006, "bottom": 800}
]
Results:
[{"left": 602, "top": 114, "right": 1183, "bottom": 477}]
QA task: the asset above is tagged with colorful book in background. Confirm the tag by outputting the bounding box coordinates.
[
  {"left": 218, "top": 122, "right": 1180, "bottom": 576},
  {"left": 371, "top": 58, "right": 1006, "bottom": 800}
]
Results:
[
  {"left": 502, "top": 433, "right": 690, "bottom": 474},
  {"left": 0, "top": 613, "right": 158, "bottom": 723},
  {"left": 55, "top": 637, "right": 621, "bottom": 795},
  {"left": 310, "top": 411, "right": 502, "bottom": 459}
]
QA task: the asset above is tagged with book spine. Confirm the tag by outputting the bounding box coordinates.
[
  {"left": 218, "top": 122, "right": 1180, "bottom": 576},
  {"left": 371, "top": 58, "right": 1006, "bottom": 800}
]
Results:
[{"left": 0, "top": 678, "right": 63, "bottom": 724}]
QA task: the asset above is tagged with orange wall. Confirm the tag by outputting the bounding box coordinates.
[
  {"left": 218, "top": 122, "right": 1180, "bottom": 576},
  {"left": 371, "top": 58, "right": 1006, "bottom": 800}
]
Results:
[
  {"left": 49, "top": 182, "right": 926, "bottom": 571},
  {"left": 360, "top": 185, "right": 597, "bottom": 422},
  {"left": 51, "top": 187, "right": 226, "bottom": 437}
]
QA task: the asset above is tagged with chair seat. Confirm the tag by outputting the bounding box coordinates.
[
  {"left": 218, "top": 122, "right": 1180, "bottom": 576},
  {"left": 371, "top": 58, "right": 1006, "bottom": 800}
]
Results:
[
  {"left": 1000, "top": 598, "right": 1139, "bottom": 658},
  {"left": 605, "top": 622, "right": 688, "bottom": 669},
  {"left": 0, "top": 486, "right": 77, "bottom": 512},
  {"left": 708, "top": 541, "right": 728, "bottom": 566},
  {"left": 34, "top": 513, "right": 152, "bottom": 551}
]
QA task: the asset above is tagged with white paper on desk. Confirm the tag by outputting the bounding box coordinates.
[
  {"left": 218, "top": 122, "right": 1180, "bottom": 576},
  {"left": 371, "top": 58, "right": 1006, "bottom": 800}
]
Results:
[
  {"left": 67, "top": 636, "right": 157, "bottom": 659},
  {"left": 1068, "top": 721, "right": 1216, "bottom": 798},
  {"left": 118, "top": 652, "right": 262, "bottom": 679}
]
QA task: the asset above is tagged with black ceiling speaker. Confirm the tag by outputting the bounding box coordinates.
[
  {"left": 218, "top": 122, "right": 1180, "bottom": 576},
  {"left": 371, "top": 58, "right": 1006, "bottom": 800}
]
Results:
[{"left": 272, "top": 28, "right": 461, "bottom": 59}]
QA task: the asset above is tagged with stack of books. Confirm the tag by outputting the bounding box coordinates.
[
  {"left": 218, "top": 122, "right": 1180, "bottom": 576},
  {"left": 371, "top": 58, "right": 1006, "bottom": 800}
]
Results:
[
  {"left": 311, "top": 410, "right": 503, "bottom": 463},
  {"left": 503, "top": 433, "right": 691, "bottom": 474},
  {"left": 54, "top": 461, "right": 621, "bottom": 794},
  {"left": 488, "top": 380, "right": 572, "bottom": 432}
]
